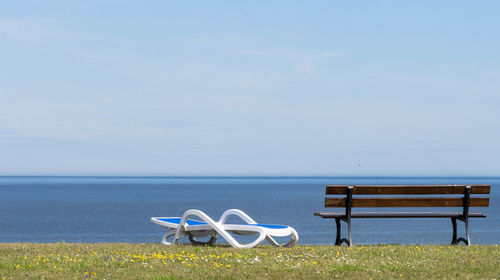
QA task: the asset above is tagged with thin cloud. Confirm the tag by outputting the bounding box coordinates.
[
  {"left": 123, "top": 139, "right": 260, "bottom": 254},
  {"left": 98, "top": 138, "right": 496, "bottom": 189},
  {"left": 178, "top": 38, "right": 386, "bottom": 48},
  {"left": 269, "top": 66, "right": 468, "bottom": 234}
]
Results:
[
  {"left": 0, "top": 127, "right": 19, "bottom": 136},
  {"left": 235, "top": 49, "right": 346, "bottom": 75},
  {"left": 236, "top": 49, "right": 345, "bottom": 60},
  {"left": 0, "top": 18, "right": 71, "bottom": 42}
]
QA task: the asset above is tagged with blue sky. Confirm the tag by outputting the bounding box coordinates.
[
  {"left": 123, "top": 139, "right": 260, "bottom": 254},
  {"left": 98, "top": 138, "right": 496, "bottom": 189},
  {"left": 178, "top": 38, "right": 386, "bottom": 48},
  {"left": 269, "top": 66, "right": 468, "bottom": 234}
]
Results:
[{"left": 1, "top": 1, "right": 499, "bottom": 176}]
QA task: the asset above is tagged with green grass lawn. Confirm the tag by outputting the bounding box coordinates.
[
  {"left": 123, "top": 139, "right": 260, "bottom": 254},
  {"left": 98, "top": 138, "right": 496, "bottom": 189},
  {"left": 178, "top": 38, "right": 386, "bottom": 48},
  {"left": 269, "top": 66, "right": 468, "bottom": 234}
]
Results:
[{"left": 1, "top": 243, "right": 499, "bottom": 279}]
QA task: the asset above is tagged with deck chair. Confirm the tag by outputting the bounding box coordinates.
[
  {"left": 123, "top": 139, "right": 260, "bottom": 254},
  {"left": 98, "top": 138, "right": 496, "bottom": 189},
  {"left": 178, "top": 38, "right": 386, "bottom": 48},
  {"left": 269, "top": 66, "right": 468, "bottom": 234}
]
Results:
[{"left": 151, "top": 209, "right": 299, "bottom": 249}]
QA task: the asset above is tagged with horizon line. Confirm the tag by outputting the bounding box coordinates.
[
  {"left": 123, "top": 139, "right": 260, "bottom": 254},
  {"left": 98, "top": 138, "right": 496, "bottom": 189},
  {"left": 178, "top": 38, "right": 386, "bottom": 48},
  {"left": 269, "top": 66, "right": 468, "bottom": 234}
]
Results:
[{"left": 0, "top": 174, "right": 499, "bottom": 178}]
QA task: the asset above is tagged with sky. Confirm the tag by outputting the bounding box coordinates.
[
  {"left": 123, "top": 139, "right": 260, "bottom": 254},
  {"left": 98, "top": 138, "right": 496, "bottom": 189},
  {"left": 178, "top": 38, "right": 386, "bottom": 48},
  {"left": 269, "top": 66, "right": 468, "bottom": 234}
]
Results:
[{"left": 1, "top": 1, "right": 499, "bottom": 176}]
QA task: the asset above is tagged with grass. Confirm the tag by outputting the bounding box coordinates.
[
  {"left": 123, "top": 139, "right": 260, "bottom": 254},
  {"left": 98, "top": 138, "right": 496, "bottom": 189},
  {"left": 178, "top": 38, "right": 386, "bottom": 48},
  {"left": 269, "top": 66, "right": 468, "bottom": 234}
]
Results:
[{"left": 0, "top": 243, "right": 499, "bottom": 279}]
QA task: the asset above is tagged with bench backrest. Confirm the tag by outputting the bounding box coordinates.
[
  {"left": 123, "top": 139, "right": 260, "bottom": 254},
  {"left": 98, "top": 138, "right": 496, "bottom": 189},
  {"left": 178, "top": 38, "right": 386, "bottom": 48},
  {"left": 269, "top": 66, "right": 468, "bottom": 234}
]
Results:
[{"left": 325, "top": 185, "right": 490, "bottom": 208}]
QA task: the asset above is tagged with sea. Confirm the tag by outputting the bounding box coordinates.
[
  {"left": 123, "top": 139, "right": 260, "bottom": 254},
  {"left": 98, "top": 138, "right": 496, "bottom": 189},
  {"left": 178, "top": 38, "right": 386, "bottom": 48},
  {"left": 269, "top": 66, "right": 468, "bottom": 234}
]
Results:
[{"left": 0, "top": 176, "right": 498, "bottom": 245}]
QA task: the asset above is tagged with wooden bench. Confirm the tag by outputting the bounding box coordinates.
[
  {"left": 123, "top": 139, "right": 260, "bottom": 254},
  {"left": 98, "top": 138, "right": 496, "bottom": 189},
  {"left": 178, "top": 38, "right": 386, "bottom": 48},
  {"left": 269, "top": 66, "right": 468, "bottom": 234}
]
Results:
[{"left": 314, "top": 184, "right": 490, "bottom": 246}]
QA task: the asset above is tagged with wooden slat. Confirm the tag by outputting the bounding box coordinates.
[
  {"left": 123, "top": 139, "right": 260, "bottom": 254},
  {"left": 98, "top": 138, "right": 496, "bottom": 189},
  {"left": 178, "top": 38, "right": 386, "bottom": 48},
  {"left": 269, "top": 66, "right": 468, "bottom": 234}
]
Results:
[
  {"left": 325, "top": 197, "right": 489, "bottom": 208},
  {"left": 326, "top": 185, "right": 490, "bottom": 195},
  {"left": 314, "top": 211, "right": 487, "bottom": 218}
]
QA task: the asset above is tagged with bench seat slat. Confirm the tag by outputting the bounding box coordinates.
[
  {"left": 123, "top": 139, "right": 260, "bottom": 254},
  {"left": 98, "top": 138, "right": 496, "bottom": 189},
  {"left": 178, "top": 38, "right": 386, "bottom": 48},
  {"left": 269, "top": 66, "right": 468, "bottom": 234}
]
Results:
[
  {"left": 314, "top": 211, "right": 487, "bottom": 218},
  {"left": 325, "top": 197, "right": 490, "bottom": 207},
  {"left": 326, "top": 185, "right": 490, "bottom": 195}
]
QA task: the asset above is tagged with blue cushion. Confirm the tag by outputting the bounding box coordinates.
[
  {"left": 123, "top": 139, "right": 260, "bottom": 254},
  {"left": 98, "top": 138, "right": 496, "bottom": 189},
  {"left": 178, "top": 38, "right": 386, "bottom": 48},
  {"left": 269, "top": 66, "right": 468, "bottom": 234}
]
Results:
[{"left": 158, "top": 218, "right": 208, "bottom": 226}]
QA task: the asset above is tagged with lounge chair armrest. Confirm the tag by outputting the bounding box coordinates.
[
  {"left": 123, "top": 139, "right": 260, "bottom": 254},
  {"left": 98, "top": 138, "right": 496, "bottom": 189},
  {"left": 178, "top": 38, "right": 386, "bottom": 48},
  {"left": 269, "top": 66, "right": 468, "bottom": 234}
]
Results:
[
  {"left": 218, "top": 209, "right": 258, "bottom": 225},
  {"left": 174, "top": 209, "right": 219, "bottom": 243}
]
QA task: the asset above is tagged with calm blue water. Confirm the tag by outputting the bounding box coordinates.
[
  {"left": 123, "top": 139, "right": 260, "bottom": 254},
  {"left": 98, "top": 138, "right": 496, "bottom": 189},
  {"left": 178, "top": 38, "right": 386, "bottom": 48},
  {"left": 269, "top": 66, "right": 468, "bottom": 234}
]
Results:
[{"left": 0, "top": 176, "right": 498, "bottom": 245}]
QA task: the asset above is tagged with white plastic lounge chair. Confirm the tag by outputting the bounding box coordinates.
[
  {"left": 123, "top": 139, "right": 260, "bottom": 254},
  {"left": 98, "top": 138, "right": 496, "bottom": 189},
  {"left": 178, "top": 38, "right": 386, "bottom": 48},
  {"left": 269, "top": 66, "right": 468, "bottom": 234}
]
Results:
[{"left": 151, "top": 209, "right": 299, "bottom": 249}]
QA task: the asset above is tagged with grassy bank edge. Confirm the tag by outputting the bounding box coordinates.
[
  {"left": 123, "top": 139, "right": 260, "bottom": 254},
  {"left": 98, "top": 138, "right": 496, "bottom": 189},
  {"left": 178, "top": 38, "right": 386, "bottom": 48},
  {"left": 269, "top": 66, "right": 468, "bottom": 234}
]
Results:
[{"left": 1, "top": 243, "right": 499, "bottom": 280}]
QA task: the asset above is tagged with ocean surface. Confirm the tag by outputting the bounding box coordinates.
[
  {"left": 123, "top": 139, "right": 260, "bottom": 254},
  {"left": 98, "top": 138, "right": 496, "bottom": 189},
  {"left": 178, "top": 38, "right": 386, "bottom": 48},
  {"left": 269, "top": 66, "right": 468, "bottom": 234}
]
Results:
[{"left": 1, "top": 176, "right": 498, "bottom": 245}]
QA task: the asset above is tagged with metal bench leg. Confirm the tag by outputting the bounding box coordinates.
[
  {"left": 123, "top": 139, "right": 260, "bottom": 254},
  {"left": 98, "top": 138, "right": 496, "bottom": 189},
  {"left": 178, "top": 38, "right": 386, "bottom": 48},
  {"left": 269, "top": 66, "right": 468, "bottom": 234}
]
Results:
[
  {"left": 451, "top": 218, "right": 458, "bottom": 244},
  {"left": 451, "top": 217, "right": 470, "bottom": 245},
  {"left": 334, "top": 218, "right": 351, "bottom": 246},
  {"left": 464, "top": 218, "right": 471, "bottom": 245},
  {"left": 335, "top": 218, "right": 342, "bottom": 245},
  {"left": 347, "top": 218, "right": 352, "bottom": 247}
]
